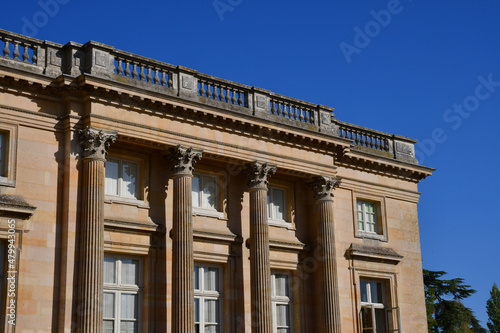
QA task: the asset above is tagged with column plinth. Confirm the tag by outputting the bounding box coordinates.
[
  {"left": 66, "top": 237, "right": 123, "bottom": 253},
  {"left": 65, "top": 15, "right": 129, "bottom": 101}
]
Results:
[
  {"left": 166, "top": 146, "right": 202, "bottom": 333},
  {"left": 308, "top": 176, "right": 342, "bottom": 333},
  {"left": 77, "top": 127, "right": 117, "bottom": 333},
  {"left": 245, "top": 161, "right": 276, "bottom": 333}
]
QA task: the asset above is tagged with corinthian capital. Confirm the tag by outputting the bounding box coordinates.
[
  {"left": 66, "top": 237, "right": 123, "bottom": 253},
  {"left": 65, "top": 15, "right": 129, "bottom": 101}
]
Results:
[
  {"left": 78, "top": 126, "right": 117, "bottom": 160},
  {"left": 244, "top": 161, "right": 277, "bottom": 189},
  {"left": 308, "top": 176, "right": 341, "bottom": 201},
  {"left": 166, "top": 145, "right": 202, "bottom": 175}
]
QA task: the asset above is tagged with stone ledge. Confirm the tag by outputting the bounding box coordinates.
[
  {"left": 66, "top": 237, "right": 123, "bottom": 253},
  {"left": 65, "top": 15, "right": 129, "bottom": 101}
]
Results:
[
  {"left": 0, "top": 194, "right": 36, "bottom": 220},
  {"left": 346, "top": 243, "right": 403, "bottom": 265}
]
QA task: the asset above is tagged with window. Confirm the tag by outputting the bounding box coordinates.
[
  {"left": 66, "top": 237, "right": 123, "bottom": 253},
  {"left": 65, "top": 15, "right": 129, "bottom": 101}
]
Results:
[
  {"left": 194, "top": 264, "right": 222, "bottom": 333},
  {"left": 105, "top": 158, "right": 139, "bottom": 199},
  {"left": 271, "top": 272, "right": 291, "bottom": 333},
  {"left": 103, "top": 256, "right": 142, "bottom": 333},
  {"left": 192, "top": 173, "right": 218, "bottom": 210},
  {"left": 357, "top": 201, "right": 377, "bottom": 233},
  {"left": 0, "top": 132, "right": 5, "bottom": 177},
  {"left": 359, "top": 279, "right": 400, "bottom": 333},
  {"left": 267, "top": 186, "right": 286, "bottom": 221}
]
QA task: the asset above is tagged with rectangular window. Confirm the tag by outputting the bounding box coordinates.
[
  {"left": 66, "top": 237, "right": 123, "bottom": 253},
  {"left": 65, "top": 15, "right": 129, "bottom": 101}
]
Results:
[
  {"left": 192, "top": 173, "right": 218, "bottom": 210},
  {"left": 357, "top": 200, "right": 377, "bottom": 234},
  {"left": 103, "top": 256, "right": 142, "bottom": 333},
  {"left": 0, "top": 132, "right": 5, "bottom": 177},
  {"left": 359, "top": 279, "right": 400, "bottom": 333},
  {"left": 105, "top": 158, "right": 139, "bottom": 199},
  {"left": 272, "top": 272, "right": 291, "bottom": 333},
  {"left": 267, "top": 186, "right": 286, "bottom": 221},
  {"left": 194, "top": 264, "right": 222, "bottom": 333}
]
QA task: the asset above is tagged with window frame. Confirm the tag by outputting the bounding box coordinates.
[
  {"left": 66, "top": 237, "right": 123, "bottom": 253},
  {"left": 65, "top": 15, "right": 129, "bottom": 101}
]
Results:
[
  {"left": 271, "top": 271, "right": 292, "bottom": 333},
  {"left": 0, "top": 122, "right": 18, "bottom": 187},
  {"left": 103, "top": 255, "right": 143, "bottom": 333},
  {"left": 194, "top": 263, "right": 223, "bottom": 333},
  {"left": 191, "top": 169, "right": 227, "bottom": 219},
  {"left": 267, "top": 180, "right": 295, "bottom": 229},
  {"left": 352, "top": 192, "right": 387, "bottom": 242}
]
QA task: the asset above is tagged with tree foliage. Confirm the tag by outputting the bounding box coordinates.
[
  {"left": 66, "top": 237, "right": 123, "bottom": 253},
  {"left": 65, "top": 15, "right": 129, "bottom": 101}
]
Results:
[
  {"left": 423, "top": 269, "right": 486, "bottom": 333},
  {"left": 487, "top": 283, "right": 500, "bottom": 333}
]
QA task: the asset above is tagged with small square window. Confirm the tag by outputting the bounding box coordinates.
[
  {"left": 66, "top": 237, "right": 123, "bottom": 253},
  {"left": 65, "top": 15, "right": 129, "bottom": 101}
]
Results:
[
  {"left": 105, "top": 158, "right": 140, "bottom": 199},
  {"left": 353, "top": 195, "right": 387, "bottom": 242}
]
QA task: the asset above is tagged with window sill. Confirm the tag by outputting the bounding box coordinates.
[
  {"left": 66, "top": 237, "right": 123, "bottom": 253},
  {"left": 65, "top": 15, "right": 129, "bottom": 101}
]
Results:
[
  {"left": 268, "top": 219, "right": 295, "bottom": 230},
  {"left": 0, "top": 177, "right": 16, "bottom": 188},
  {"left": 355, "top": 231, "right": 388, "bottom": 242},
  {"left": 192, "top": 207, "right": 226, "bottom": 220},
  {"left": 104, "top": 196, "right": 149, "bottom": 208}
]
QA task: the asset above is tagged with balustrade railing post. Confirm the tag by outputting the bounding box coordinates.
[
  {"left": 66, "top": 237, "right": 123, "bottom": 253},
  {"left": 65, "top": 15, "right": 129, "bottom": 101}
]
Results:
[
  {"left": 392, "top": 135, "right": 418, "bottom": 163},
  {"left": 177, "top": 66, "right": 198, "bottom": 98},
  {"left": 82, "top": 41, "right": 115, "bottom": 79},
  {"left": 318, "top": 105, "right": 337, "bottom": 135},
  {"left": 63, "top": 41, "right": 85, "bottom": 77},
  {"left": 252, "top": 87, "right": 272, "bottom": 120}
]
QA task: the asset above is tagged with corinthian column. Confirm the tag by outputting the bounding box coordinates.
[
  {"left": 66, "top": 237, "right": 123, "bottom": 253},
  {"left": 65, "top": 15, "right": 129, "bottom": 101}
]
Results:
[
  {"left": 308, "top": 176, "right": 342, "bottom": 333},
  {"left": 166, "top": 146, "right": 202, "bottom": 333},
  {"left": 244, "top": 161, "right": 276, "bottom": 333},
  {"left": 77, "top": 126, "right": 117, "bottom": 333}
]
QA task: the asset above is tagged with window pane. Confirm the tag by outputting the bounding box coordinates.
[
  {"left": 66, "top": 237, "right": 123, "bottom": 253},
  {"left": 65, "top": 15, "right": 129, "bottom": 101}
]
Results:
[
  {"left": 194, "top": 265, "right": 200, "bottom": 290},
  {"left": 375, "top": 308, "right": 387, "bottom": 332},
  {"left": 204, "top": 267, "right": 219, "bottom": 291},
  {"left": 0, "top": 133, "right": 4, "bottom": 176},
  {"left": 103, "top": 292, "right": 115, "bottom": 318},
  {"left": 272, "top": 188, "right": 285, "bottom": 220},
  {"left": 277, "top": 329, "right": 289, "bottom": 333},
  {"left": 194, "top": 298, "right": 200, "bottom": 322},
  {"left": 103, "top": 320, "right": 114, "bottom": 333},
  {"left": 120, "top": 294, "right": 138, "bottom": 319},
  {"left": 204, "top": 325, "right": 219, "bottom": 333},
  {"left": 360, "top": 280, "right": 368, "bottom": 303},
  {"left": 192, "top": 175, "right": 201, "bottom": 208},
  {"left": 276, "top": 304, "right": 289, "bottom": 326},
  {"left": 122, "top": 161, "right": 137, "bottom": 198},
  {"left": 204, "top": 299, "right": 219, "bottom": 323},
  {"left": 121, "top": 259, "right": 139, "bottom": 285},
  {"left": 369, "top": 282, "right": 379, "bottom": 304},
  {"left": 105, "top": 159, "right": 119, "bottom": 196},
  {"left": 361, "top": 307, "right": 374, "bottom": 329},
  {"left": 202, "top": 175, "right": 217, "bottom": 209},
  {"left": 120, "top": 320, "right": 138, "bottom": 333},
  {"left": 104, "top": 257, "right": 116, "bottom": 284},
  {"left": 274, "top": 274, "right": 288, "bottom": 297}
]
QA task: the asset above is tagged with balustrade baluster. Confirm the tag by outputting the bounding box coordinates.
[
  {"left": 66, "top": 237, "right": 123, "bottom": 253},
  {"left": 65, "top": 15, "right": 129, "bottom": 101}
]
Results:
[
  {"left": 132, "top": 63, "right": 138, "bottom": 79},
  {"left": 209, "top": 83, "right": 215, "bottom": 99},
  {"left": 154, "top": 68, "right": 160, "bottom": 84},
  {"left": 13, "top": 43, "right": 20, "bottom": 61},
  {"left": 231, "top": 89, "right": 237, "bottom": 104},
  {"left": 213, "top": 84, "right": 219, "bottom": 100},
  {"left": 139, "top": 66, "right": 146, "bottom": 81},
  {"left": 146, "top": 67, "right": 153, "bottom": 82},
  {"left": 22, "top": 44, "right": 30, "bottom": 62},
  {"left": 199, "top": 80, "right": 206, "bottom": 96},
  {"left": 271, "top": 101, "right": 276, "bottom": 115},
  {"left": 124, "top": 61, "right": 131, "bottom": 77},
  {"left": 374, "top": 136, "right": 380, "bottom": 149},
  {"left": 160, "top": 70, "right": 167, "bottom": 86},
  {"left": 168, "top": 71, "right": 173, "bottom": 88},
  {"left": 116, "top": 59, "right": 123, "bottom": 75},
  {"left": 32, "top": 48, "right": 37, "bottom": 63},
  {"left": 359, "top": 133, "right": 365, "bottom": 146},
  {"left": 384, "top": 139, "right": 389, "bottom": 151},
  {"left": 3, "top": 41, "right": 10, "bottom": 57},
  {"left": 238, "top": 90, "right": 243, "bottom": 105},
  {"left": 299, "top": 108, "right": 304, "bottom": 122}
]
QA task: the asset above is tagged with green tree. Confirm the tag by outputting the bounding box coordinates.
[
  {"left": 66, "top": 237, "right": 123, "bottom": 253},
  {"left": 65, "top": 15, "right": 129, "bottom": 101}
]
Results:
[
  {"left": 487, "top": 283, "right": 500, "bottom": 333},
  {"left": 423, "top": 269, "right": 486, "bottom": 333}
]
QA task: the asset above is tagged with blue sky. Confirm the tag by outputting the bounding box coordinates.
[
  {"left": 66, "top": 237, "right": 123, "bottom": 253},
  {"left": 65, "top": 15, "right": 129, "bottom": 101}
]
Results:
[{"left": 2, "top": 0, "right": 499, "bottom": 327}]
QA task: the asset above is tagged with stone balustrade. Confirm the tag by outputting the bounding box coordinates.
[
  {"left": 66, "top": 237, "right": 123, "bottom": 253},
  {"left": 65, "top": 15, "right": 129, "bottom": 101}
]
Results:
[{"left": 0, "top": 28, "right": 419, "bottom": 164}]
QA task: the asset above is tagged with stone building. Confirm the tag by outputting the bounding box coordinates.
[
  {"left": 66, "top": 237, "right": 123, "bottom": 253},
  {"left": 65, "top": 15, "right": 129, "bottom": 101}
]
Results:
[{"left": 0, "top": 29, "right": 433, "bottom": 332}]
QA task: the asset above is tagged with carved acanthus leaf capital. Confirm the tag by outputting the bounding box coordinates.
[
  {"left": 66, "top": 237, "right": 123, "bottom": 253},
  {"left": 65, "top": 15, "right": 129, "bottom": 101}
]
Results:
[
  {"left": 244, "top": 161, "right": 277, "bottom": 189},
  {"left": 308, "top": 176, "right": 341, "bottom": 201},
  {"left": 78, "top": 126, "right": 117, "bottom": 160},
  {"left": 165, "top": 145, "right": 202, "bottom": 175}
]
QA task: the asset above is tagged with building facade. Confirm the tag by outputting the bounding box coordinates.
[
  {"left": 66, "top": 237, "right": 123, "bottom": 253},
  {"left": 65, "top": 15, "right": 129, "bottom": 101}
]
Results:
[{"left": 0, "top": 29, "right": 433, "bottom": 332}]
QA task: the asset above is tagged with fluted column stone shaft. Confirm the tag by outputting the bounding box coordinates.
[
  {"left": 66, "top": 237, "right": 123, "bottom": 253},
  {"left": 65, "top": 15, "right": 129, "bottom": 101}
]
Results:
[
  {"left": 245, "top": 162, "right": 276, "bottom": 333},
  {"left": 77, "top": 127, "right": 117, "bottom": 333},
  {"left": 166, "top": 146, "right": 202, "bottom": 333},
  {"left": 309, "top": 176, "right": 342, "bottom": 333}
]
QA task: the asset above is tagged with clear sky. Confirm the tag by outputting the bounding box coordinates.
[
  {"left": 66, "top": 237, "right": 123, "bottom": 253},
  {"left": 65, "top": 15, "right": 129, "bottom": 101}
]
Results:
[{"left": 1, "top": 0, "right": 499, "bottom": 327}]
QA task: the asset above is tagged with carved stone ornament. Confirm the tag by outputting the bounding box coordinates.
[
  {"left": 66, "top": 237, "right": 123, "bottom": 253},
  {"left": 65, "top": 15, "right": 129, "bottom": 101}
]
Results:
[
  {"left": 78, "top": 126, "right": 117, "bottom": 160},
  {"left": 166, "top": 146, "right": 202, "bottom": 175},
  {"left": 308, "top": 176, "right": 341, "bottom": 201},
  {"left": 244, "top": 161, "right": 277, "bottom": 189}
]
